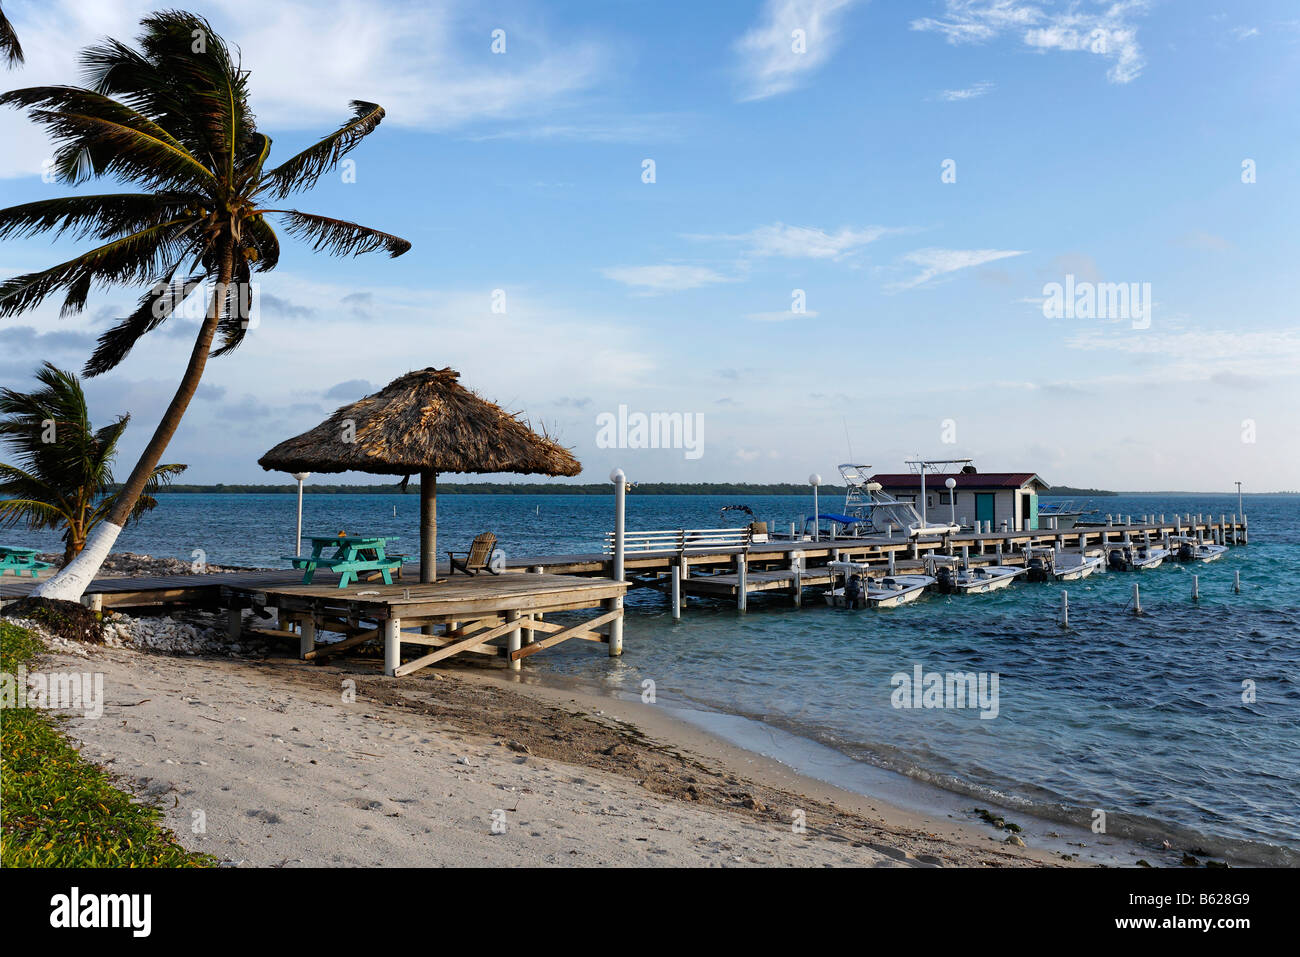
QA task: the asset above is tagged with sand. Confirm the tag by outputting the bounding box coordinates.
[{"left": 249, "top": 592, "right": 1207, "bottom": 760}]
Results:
[{"left": 38, "top": 643, "right": 1078, "bottom": 868}]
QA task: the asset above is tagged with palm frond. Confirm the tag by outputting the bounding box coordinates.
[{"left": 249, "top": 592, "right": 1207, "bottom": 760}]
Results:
[
  {"left": 267, "top": 209, "right": 411, "bottom": 258},
  {"left": 0, "top": 217, "right": 199, "bottom": 317},
  {"left": 261, "top": 101, "right": 384, "bottom": 199},
  {"left": 0, "top": 192, "right": 198, "bottom": 243},
  {"left": 0, "top": 85, "right": 217, "bottom": 191},
  {"left": 84, "top": 269, "right": 205, "bottom": 376},
  {"left": 0, "top": 8, "right": 24, "bottom": 68},
  {"left": 211, "top": 256, "right": 252, "bottom": 357}
]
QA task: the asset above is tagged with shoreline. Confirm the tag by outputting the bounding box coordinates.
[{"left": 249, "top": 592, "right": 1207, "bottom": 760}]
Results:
[
  {"left": 36, "top": 640, "right": 1079, "bottom": 868},
  {"left": 459, "top": 665, "right": 1207, "bottom": 868}
]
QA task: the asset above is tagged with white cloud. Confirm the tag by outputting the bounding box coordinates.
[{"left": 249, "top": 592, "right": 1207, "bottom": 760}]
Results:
[
  {"left": 938, "top": 80, "right": 995, "bottom": 100},
  {"left": 892, "top": 247, "right": 1027, "bottom": 289},
  {"left": 0, "top": 0, "right": 610, "bottom": 177},
  {"left": 912, "top": 1, "right": 1149, "bottom": 84},
  {"left": 733, "top": 0, "right": 860, "bottom": 101},
  {"left": 691, "top": 222, "right": 898, "bottom": 260},
  {"left": 1232, "top": 26, "right": 1259, "bottom": 40},
  {"left": 600, "top": 265, "right": 735, "bottom": 295}
]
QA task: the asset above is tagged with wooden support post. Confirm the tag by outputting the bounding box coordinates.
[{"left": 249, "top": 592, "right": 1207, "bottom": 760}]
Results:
[
  {"left": 299, "top": 617, "right": 316, "bottom": 658},
  {"left": 736, "top": 553, "right": 748, "bottom": 612},
  {"left": 605, "top": 596, "right": 624, "bottom": 657},
  {"left": 522, "top": 612, "right": 534, "bottom": 646},
  {"left": 227, "top": 606, "right": 242, "bottom": 642},
  {"left": 671, "top": 561, "right": 682, "bottom": 619},
  {"left": 506, "top": 610, "right": 522, "bottom": 672},
  {"left": 888, "top": 550, "right": 896, "bottom": 575},
  {"left": 792, "top": 560, "right": 802, "bottom": 607},
  {"left": 384, "top": 617, "right": 402, "bottom": 676}
]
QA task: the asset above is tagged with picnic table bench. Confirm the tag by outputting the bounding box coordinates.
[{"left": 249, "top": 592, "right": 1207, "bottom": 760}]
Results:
[
  {"left": 0, "top": 546, "right": 54, "bottom": 578},
  {"left": 284, "top": 535, "right": 404, "bottom": 588}
]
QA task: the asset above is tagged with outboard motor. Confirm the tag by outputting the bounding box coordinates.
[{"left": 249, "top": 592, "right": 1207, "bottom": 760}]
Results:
[
  {"left": 935, "top": 565, "right": 956, "bottom": 593},
  {"left": 1107, "top": 548, "right": 1127, "bottom": 572},
  {"left": 1026, "top": 556, "right": 1050, "bottom": 583},
  {"left": 1177, "top": 542, "right": 1195, "bottom": 562},
  {"left": 843, "top": 574, "right": 864, "bottom": 609}
]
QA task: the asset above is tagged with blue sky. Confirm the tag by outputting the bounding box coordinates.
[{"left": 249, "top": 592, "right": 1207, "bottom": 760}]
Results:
[{"left": 1, "top": 0, "right": 1298, "bottom": 491}]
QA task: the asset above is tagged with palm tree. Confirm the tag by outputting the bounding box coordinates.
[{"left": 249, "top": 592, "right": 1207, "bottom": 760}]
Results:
[
  {"left": 0, "top": 11, "right": 410, "bottom": 599},
  {"left": 0, "top": 363, "right": 185, "bottom": 565},
  {"left": 0, "top": 4, "right": 23, "bottom": 68}
]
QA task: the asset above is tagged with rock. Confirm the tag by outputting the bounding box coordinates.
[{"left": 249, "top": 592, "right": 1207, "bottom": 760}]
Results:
[
  {"left": 1004, "top": 834, "right": 1026, "bottom": 847},
  {"left": 506, "top": 740, "right": 531, "bottom": 755}
]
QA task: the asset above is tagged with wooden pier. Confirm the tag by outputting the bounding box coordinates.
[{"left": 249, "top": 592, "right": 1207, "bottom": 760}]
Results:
[{"left": 0, "top": 510, "right": 1248, "bottom": 672}]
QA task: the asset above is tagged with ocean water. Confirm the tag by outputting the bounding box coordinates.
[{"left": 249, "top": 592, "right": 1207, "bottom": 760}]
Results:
[{"left": 6, "top": 491, "right": 1298, "bottom": 864}]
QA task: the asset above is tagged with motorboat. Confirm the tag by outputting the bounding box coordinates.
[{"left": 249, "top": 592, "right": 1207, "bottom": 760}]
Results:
[
  {"left": 925, "top": 556, "right": 1026, "bottom": 594},
  {"left": 1023, "top": 545, "right": 1104, "bottom": 582},
  {"left": 1106, "top": 542, "right": 1170, "bottom": 571},
  {"left": 1171, "top": 536, "right": 1228, "bottom": 563},
  {"left": 825, "top": 561, "right": 935, "bottom": 608}
]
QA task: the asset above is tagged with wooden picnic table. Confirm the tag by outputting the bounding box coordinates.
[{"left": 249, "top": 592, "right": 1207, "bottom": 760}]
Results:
[
  {"left": 0, "top": 545, "right": 53, "bottom": 578},
  {"left": 284, "top": 535, "right": 404, "bottom": 588}
]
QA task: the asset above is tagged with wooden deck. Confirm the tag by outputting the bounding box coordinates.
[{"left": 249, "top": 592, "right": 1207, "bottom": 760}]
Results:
[{"left": 0, "top": 512, "right": 1246, "bottom": 673}]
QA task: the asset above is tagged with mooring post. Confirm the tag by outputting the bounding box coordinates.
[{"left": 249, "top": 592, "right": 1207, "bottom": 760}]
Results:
[
  {"left": 996, "top": 542, "right": 1003, "bottom": 563},
  {"left": 1132, "top": 583, "right": 1142, "bottom": 616},
  {"left": 1234, "top": 570, "right": 1241, "bottom": 594},
  {"left": 1060, "top": 590, "right": 1069, "bottom": 628},
  {"left": 736, "top": 553, "right": 748, "bottom": 611},
  {"left": 792, "top": 556, "right": 803, "bottom": 607},
  {"left": 671, "top": 561, "right": 681, "bottom": 619},
  {"left": 299, "top": 617, "right": 316, "bottom": 659},
  {"left": 383, "top": 617, "right": 401, "bottom": 676},
  {"left": 1192, "top": 575, "right": 1200, "bottom": 602},
  {"left": 961, "top": 544, "right": 969, "bottom": 566},
  {"left": 608, "top": 469, "right": 627, "bottom": 657},
  {"left": 888, "top": 550, "right": 896, "bottom": 575}
]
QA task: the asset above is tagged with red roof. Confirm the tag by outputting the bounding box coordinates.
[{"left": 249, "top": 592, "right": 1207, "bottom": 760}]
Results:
[{"left": 869, "top": 472, "right": 1049, "bottom": 490}]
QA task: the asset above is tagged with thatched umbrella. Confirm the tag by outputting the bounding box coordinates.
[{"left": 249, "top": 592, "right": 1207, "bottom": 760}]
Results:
[{"left": 258, "top": 367, "right": 581, "bottom": 582}]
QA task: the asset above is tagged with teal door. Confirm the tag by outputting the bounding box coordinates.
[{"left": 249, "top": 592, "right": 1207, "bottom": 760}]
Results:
[{"left": 975, "top": 493, "right": 995, "bottom": 525}]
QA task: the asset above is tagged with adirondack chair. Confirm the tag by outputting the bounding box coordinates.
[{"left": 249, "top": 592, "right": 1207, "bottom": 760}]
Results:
[{"left": 447, "top": 532, "right": 498, "bottom": 576}]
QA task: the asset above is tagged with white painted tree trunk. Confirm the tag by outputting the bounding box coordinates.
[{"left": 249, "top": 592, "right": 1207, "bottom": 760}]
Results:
[{"left": 30, "top": 522, "right": 122, "bottom": 601}]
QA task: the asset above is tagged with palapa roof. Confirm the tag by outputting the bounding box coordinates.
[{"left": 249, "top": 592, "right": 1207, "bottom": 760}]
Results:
[{"left": 258, "top": 367, "right": 582, "bottom": 477}]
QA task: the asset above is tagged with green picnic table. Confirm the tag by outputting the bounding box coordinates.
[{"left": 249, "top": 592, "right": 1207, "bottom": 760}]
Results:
[
  {"left": 0, "top": 546, "right": 54, "bottom": 578},
  {"left": 284, "top": 536, "right": 404, "bottom": 588}
]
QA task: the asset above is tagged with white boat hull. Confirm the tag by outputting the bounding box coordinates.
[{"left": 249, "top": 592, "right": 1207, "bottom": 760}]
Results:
[
  {"left": 1055, "top": 556, "right": 1103, "bottom": 581},
  {"left": 825, "top": 572, "right": 935, "bottom": 608}
]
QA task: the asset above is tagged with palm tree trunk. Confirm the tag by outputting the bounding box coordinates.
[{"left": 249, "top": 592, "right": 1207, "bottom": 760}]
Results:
[{"left": 34, "top": 242, "right": 236, "bottom": 600}]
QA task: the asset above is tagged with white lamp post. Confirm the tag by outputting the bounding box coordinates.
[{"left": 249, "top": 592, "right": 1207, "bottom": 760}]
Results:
[
  {"left": 293, "top": 472, "right": 310, "bottom": 555},
  {"left": 809, "top": 473, "right": 822, "bottom": 542},
  {"left": 945, "top": 477, "right": 957, "bottom": 527}
]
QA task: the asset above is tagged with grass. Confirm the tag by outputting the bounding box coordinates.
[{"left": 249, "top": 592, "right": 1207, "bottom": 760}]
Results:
[{"left": 0, "top": 620, "right": 214, "bottom": 867}]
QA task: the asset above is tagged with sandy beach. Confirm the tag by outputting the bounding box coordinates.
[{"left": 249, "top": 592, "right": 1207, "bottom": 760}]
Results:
[{"left": 33, "top": 638, "right": 1085, "bottom": 868}]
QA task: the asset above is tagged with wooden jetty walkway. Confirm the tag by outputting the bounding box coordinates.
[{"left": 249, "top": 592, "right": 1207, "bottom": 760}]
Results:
[{"left": 0, "top": 510, "right": 1247, "bottom": 675}]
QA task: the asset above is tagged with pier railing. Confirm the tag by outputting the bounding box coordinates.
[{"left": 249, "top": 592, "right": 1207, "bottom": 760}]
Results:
[{"left": 603, "top": 527, "right": 752, "bottom": 554}]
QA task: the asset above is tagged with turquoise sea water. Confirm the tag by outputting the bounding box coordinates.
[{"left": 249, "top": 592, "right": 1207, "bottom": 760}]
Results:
[{"left": 6, "top": 491, "right": 1298, "bottom": 863}]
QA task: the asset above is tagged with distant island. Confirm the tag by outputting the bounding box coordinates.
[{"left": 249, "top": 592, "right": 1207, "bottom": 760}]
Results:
[{"left": 1042, "top": 487, "right": 1118, "bottom": 497}]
